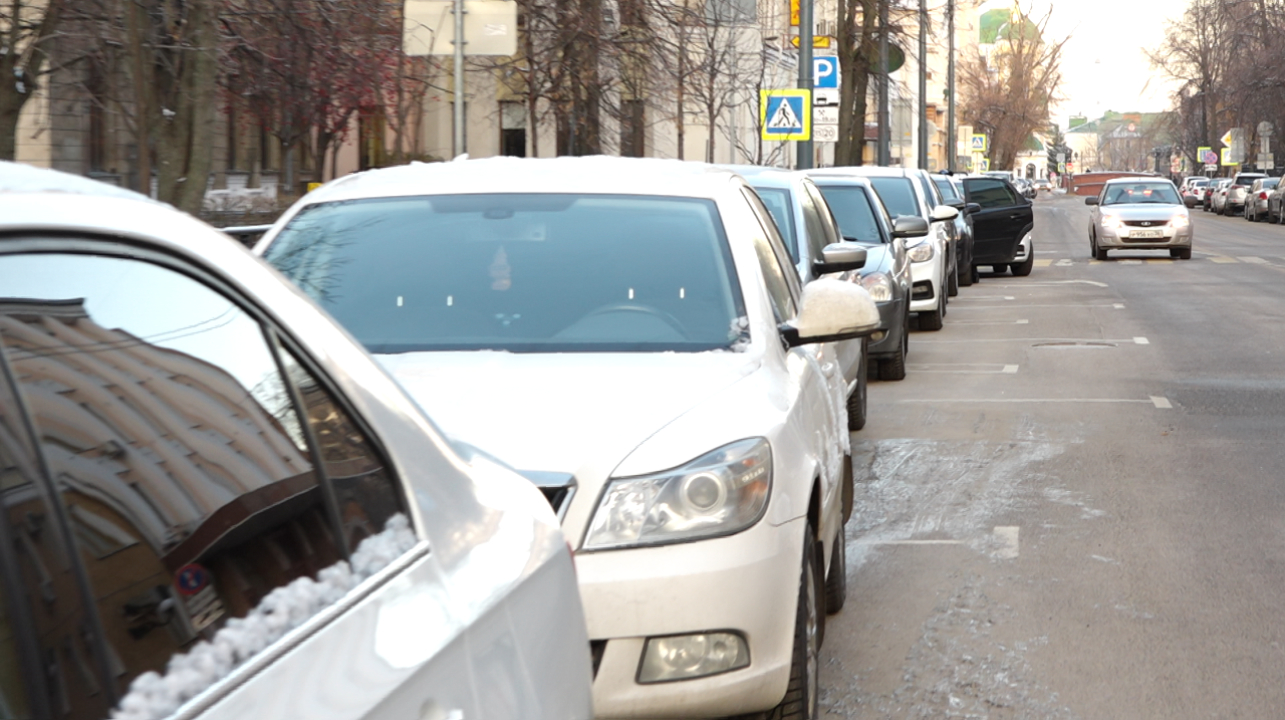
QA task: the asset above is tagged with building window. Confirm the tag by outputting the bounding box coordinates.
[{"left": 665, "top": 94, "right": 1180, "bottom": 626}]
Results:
[{"left": 500, "top": 101, "right": 526, "bottom": 157}]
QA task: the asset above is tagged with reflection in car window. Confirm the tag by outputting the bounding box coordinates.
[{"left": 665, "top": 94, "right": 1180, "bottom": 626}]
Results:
[
  {"left": 966, "top": 179, "right": 1017, "bottom": 209},
  {"left": 0, "top": 570, "right": 34, "bottom": 719},
  {"left": 0, "top": 252, "right": 413, "bottom": 720},
  {"left": 816, "top": 186, "right": 886, "bottom": 245},
  {"left": 752, "top": 187, "right": 799, "bottom": 262},
  {"left": 266, "top": 194, "right": 746, "bottom": 354},
  {"left": 796, "top": 184, "right": 832, "bottom": 264},
  {"left": 868, "top": 177, "right": 919, "bottom": 218},
  {"left": 933, "top": 178, "right": 960, "bottom": 202},
  {"left": 801, "top": 182, "right": 842, "bottom": 248},
  {"left": 1102, "top": 184, "right": 1181, "bottom": 205},
  {"left": 740, "top": 189, "right": 799, "bottom": 323}
]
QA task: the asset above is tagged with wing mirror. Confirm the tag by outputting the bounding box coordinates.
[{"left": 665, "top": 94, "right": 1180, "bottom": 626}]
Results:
[
  {"left": 779, "top": 278, "right": 881, "bottom": 348},
  {"left": 1085, "top": 197, "right": 1099, "bottom": 206},
  {"left": 930, "top": 205, "right": 959, "bottom": 223},
  {"left": 812, "top": 243, "right": 867, "bottom": 276},
  {"left": 965, "top": 202, "right": 982, "bottom": 215},
  {"left": 891, "top": 216, "right": 930, "bottom": 239}
]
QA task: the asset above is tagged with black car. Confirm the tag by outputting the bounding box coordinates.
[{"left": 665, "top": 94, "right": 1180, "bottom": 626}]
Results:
[
  {"left": 932, "top": 173, "right": 979, "bottom": 289},
  {"left": 961, "top": 175, "right": 1035, "bottom": 277}
]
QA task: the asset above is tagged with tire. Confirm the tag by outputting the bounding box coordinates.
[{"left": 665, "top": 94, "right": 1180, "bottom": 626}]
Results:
[
  {"left": 764, "top": 527, "right": 822, "bottom": 720},
  {"left": 1177, "top": 247, "right": 1192, "bottom": 260},
  {"left": 878, "top": 317, "right": 908, "bottom": 381},
  {"left": 1095, "top": 244, "right": 1108, "bottom": 261},
  {"left": 846, "top": 348, "right": 868, "bottom": 431},
  {"left": 840, "top": 453, "right": 855, "bottom": 522},
  {"left": 918, "top": 293, "right": 944, "bottom": 331},
  {"left": 992, "top": 264, "right": 1008, "bottom": 275},
  {"left": 1011, "top": 240, "right": 1034, "bottom": 276},
  {"left": 970, "top": 265, "right": 981, "bottom": 284},
  {"left": 948, "top": 261, "right": 960, "bottom": 297},
  {"left": 958, "top": 262, "right": 975, "bottom": 287},
  {"left": 825, "top": 523, "right": 847, "bottom": 614}
]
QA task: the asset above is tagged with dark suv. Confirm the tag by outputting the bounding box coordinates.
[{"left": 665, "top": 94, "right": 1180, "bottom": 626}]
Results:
[{"left": 961, "top": 175, "right": 1035, "bottom": 277}]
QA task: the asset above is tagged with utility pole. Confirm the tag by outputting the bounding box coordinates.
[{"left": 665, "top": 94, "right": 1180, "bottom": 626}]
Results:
[
  {"left": 877, "top": 0, "right": 890, "bottom": 166},
  {"left": 452, "top": 0, "right": 466, "bottom": 157},
  {"left": 947, "top": 0, "right": 956, "bottom": 172},
  {"left": 797, "top": 0, "right": 814, "bottom": 169},
  {"left": 917, "top": 0, "right": 928, "bottom": 169}
]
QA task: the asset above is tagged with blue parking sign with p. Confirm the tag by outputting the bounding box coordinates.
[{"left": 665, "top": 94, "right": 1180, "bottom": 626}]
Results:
[
  {"left": 760, "top": 90, "right": 811, "bottom": 141},
  {"left": 813, "top": 57, "right": 838, "bottom": 89}
]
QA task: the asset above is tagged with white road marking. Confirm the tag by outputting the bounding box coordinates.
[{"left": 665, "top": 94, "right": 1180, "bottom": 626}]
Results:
[
  {"left": 1055, "top": 259, "right": 1074, "bottom": 267},
  {"left": 1133, "top": 337, "right": 1150, "bottom": 345},
  {"left": 1239, "top": 256, "right": 1268, "bottom": 264},
  {"left": 1150, "top": 396, "right": 1173, "bottom": 409},
  {"left": 914, "top": 337, "right": 1138, "bottom": 344},
  {"left": 988, "top": 280, "right": 1109, "bottom": 288},
  {"left": 1003, "top": 365, "right": 1020, "bottom": 374},
  {"left": 950, "top": 319, "right": 1030, "bottom": 325},
  {"left": 960, "top": 295, "right": 1016, "bottom": 301},
  {"left": 951, "top": 303, "right": 1123, "bottom": 309},
  {"left": 896, "top": 398, "right": 1159, "bottom": 405},
  {"left": 1209, "top": 256, "right": 1238, "bottom": 263},
  {"left": 994, "top": 526, "right": 1020, "bottom": 559},
  {"left": 906, "top": 364, "right": 1021, "bottom": 374},
  {"left": 1120, "top": 259, "right": 1142, "bottom": 265},
  {"left": 871, "top": 539, "right": 965, "bottom": 546},
  {"left": 1113, "top": 303, "right": 1126, "bottom": 309}
]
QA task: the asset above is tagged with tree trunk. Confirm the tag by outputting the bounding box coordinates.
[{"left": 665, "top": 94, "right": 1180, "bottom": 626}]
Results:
[
  {"left": 0, "top": 0, "right": 62, "bottom": 160},
  {"left": 836, "top": 0, "right": 875, "bottom": 166},
  {"left": 153, "top": 0, "right": 219, "bottom": 215}
]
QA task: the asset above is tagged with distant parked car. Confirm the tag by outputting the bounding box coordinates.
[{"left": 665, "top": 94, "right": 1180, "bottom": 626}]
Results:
[
  {"left": 932, "top": 173, "right": 979, "bottom": 289},
  {"left": 1180, "top": 177, "right": 1209, "bottom": 207},
  {"left": 1222, "top": 172, "right": 1267, "bottom": 216},
  {"left": 0, "top": 162, "right": 594, "bottom": 720},
  {"left": 1244, "top": 177, "right": 1279, "bottom": 221},
  {"left": 1205, "top": 177, "right": 1231, "bottom": 212},
  {"left": 1267, "top": 181, "right": 1285, "bottom": 223},
  {"left": 1033, "top": 178, "right": 1053, "bottom": 193}
]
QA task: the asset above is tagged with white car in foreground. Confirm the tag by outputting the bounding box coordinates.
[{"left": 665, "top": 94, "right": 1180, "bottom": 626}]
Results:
[{"left": 258, "top": 156, "right": 881, "bottom": 720}]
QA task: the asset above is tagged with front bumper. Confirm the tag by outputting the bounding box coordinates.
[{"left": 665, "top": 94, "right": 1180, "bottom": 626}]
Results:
[
  {"left": 868, "top": 296, "right": 907, "bottom": 358},
  {"left": 577, "top": 517, "right": 804, "bottom": 718},
  {"left": 907, "top": 255, "right": 942, "bottom": 313},
  {"left": 1098, "top": 225, "right": 1193, "bottom": 249}
]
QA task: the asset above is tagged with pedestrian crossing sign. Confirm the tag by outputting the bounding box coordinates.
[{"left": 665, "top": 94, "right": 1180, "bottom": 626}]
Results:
[{"left": 760, "top": 89, "right": 811, "bottom": 141}]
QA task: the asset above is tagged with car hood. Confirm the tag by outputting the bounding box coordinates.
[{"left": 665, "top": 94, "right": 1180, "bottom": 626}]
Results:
[
  {"left": 374, "top": 350, "right": 753, "bottom": 475},
  {"left": 1100, "top": 204, "right": 1185, "bottom": 219},
  {"left": 854, "top": 242, "right": 894, "bottom": 276}
]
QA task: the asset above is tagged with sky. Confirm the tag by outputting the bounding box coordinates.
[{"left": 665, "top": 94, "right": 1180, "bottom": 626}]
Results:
[{"left": 980, "top": 0, "right": 1189, "bottom": 129}]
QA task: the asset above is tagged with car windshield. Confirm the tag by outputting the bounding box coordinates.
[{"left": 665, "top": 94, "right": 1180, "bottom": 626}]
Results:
[
  {"left": 264, "top": 194, "right": 747, "bottom": 354},
  {"left": 1102, "top": 183, "right": 1181, "bottom": 205},
  {"left": 1263, "top": 179, "right": 1280, "bottom": 188},
  {"left": 752, "top": 186, "right": 798, "bottom": 261},
  {"left": 868, "top": 177, "right": 920, "bottom": 218},
  {"left": 1234, "top": 175, "right": 1265, "bottom": 186},
  {"left": 816, "top": 185, "right": 886, "bottom": 244},
  {"left": 932, "top": 178, "right": 960, "bottom": 201}
]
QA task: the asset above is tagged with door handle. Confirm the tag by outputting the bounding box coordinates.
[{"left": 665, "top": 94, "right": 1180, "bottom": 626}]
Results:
[{"left": 1008, "top": 214, "right": 1022, "bottom": 220}]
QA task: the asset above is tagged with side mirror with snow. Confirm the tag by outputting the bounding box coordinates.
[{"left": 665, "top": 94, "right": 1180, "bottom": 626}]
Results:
[
  {"left": 779, "top": 278, "right": 880, "bottom": 348},
  {"left": 811, "top": 243, "right": 867, "bottom": 276},
  {"left": 930, "top": 205, "right": 959, "bottom": 223}
]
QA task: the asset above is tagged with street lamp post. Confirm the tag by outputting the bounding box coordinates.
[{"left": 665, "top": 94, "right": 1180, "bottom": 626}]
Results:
[
  {"left": 877, "top": 0, "right": 890, "bottom": 166},
  {"left": 917, "top": 0, "right": 927, "bottom": 169},
  {"left": 796, "top": 0, "right": 814, "bottom": 169},
  {"left": 947, "top": 0, "right": 956, "bottom": 172}
]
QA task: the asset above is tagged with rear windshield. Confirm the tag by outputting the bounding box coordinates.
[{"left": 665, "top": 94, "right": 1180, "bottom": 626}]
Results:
[
  {"left": 868, "top": 177, "right": 920, "bottom": 218},
  {"left": 753, "top": 187, "right": 798, "bottom": 261},
  {"left": 1102, "top": 183, "right": 1182, "bottom": 205},
  {"left": 933, "top": 177, "right": 961, "bottom": 201},
  {"left": 816, "top": 185, "right": 886, "bottom": 244},
  {"left": 1234, "top": 174, "right": 1266, "bottom": 186},
  {"left": 264, "top": 194, "right": 747, "bottom": 353}
]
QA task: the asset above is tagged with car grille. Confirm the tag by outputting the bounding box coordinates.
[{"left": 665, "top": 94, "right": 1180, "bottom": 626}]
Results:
[
  {"left": 1122, "top": 220, "right": 1168, "bottom": 227},
  {"left": 911, "top": 280, "right": 934, "bottom": 301},
  {"left": 517, "top": 470, "right": 577, "bottom": 519},
  {"left": 1121, "top": 235, "right": 1170, "bottom": 243}
]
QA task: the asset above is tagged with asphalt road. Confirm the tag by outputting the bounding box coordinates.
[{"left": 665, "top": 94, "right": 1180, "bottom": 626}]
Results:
[{"left": 822, "top": 192, "right": 1285, "bottom": 719}]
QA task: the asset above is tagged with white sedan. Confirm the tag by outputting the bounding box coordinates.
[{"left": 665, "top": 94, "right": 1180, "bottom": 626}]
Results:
[{"left": 257, "top": 156, "right": 881, "bottom": 720}]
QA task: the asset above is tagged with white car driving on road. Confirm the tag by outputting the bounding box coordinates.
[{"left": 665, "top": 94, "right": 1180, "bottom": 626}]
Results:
[{"left": 257, "top": 156, "right": 881, "bottom": 720}]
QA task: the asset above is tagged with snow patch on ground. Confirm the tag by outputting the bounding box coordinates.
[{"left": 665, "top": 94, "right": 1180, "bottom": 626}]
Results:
[{"left": 112, "top": 514, "right": 417, "bottom": 720}]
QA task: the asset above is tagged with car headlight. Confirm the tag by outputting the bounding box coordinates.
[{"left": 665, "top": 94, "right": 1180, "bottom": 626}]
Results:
[
  {"left": 860, "top": 272, "right": 894, "bottom": 302},
  {"left": 1169, "top": 214, "right": 1190, "bottom": 228},
  {"left": 583, "top": 438, "right": 771, "bottom": 550},
  {"left": 1101, "top": 213, "right": 1125, "bottom": 233},
  {"left": 907, "top": 241, "right": 934, "bottom": 263}
]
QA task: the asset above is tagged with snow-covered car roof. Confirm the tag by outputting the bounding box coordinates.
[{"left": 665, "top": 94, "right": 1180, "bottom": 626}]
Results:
[
  {"left": 0, "top": 160, "right": 160, "bottom": 203},
  {"left": 298, "top": 156, "right": 741, "bottom": 207}
]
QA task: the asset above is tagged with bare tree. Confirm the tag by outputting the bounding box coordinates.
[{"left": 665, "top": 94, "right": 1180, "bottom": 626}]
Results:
[
  {"left": 1, "top": 0, "right": 65, "bottom": 159},
  {"left": 958, "top": 2, "right": 1067, "bottom": 172}
]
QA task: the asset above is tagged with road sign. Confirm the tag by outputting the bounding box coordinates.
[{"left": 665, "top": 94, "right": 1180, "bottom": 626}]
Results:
[
  {"left": 813, "top": 106, "right": 839, "bottom": 125},
  {"left": 790, "top": 35, "right": 832, "bottom": 48},
  {"left": 761, "top": 90, "right": 811, "bottom": 141},
  {"left": 1221, "top": 130, "right": 1234, "bottom": 147},
  {"left": 1056, "top": 152, "right": 1066, "bottom": 164},
  {"left": 814, "top": 124, "right": 839, "bottom": 143},
  {"left": 1258, "top": 153, "right": 1275, "bottom": 168},
  {"left": 813, "top": 56, "right": 839, "bottom": 90},
  {"left": 404, "top": 0, "right": 518, "bottom": 55},
  {"left": 1058, "top": 162, "right": 1066, "bottom": 173},
  {"left": 957, "top": 124, "right": 973, "bottom": 155},
  {"left": 1221, "top": 147, "right": 1238, "bottom": 166},
  {"left": 813, "top": 89, "right": 839, "bottom": 106},
  {"left": 970, "top": 134, "right": 988, "bottom": 152},
  {"left": 790, "top": 0, "right": 799, "bottom": 25},
  {"left": 1198, "top": 146, "right": 1217, "bottom": 165},
  {"left": 1066, "top": 161, "right": 1074, "bottom": 172},
  {"left": 1259, "top": 121, "right": 1274, "bottom": 138}
]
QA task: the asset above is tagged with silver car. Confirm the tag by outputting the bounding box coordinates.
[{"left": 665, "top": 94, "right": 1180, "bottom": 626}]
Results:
[
  {"left": 1087, "top": 178, "right": 1192, "bottom": 260},
  {"left": 1244, "top": 177, "right": 1279, "bottom": 221},
  {"left": 1221, "top": 172, "right": 1267, "bottom": 216},
  {"left": 0, "top": 162, "right": 593, "bottom": 720}
]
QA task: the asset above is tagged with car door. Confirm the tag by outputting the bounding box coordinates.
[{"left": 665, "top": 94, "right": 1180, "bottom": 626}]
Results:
[
  {"left": 963, "top": 177, "right": 1032, "bottom": 264},
  {"left": 0, "top": 243, "right": 487, "bottom": 720}
]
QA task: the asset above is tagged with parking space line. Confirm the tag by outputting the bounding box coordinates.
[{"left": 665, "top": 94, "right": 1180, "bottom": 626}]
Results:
[
  {"left": 896, "top": 398, "right": 1158, "bottom": 405},
  {"left": 987, "top": 280, "right": 1109, "bottom": 288},
  {"left": 1209, "top": 256, "right": 1238, "bottom": 263},
  {"left": 959, "top": 295, "right": 1016, "bottom": 301},
  {"left": 951, "top": 319, "right": 1030, "bottom": 325},
  {"left": 1239, "top": 256, "right": 1268, "bottom": 264},
  {"left": 1133, "top": 337, "right": 1150, "bottom": 345},
  {"left": 870, "top": 539, "right": 965, "bottom": 546},
  {"left": 906, "top": 364, "right": 1021, "bottom": 374},
  {"left": 994, "top": 527, "right": 1020, "bottom": 559},
  {"left": 1150, "top": 396, "right": 1173, "bottom": 409},
  {"left": 914, "top": 337, "right": 1144, "bottom": 344},
  {"left": 1113, "top": 303, "right": 1125, "bottom": 309},
  {"left": 951, "top": 303, "right": 1122, "bottom": 309},
  {"left": 1034, "top": 259, "right": 1053, "bottom": 267}
]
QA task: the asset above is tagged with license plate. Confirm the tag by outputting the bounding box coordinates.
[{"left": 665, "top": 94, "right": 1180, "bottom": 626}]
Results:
[{"left": 1130, "top": 229, "right": 1164, "bottom": 239}]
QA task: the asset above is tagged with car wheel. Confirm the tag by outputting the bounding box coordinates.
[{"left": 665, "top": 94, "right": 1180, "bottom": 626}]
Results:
[
  {"left": 878, "top": 319, "right": 908, "bottom": 381},
  {"left": 992, "top": 264, "right": 1008, "bottom": 275},
  {"left": 846, "top": 348, "right": 868, "bottom": 432},
  {"left": 1011, "top": 240, "right": 1034, "bottom": 276},
  {"left": 948, "top": 262, "right": 959, "bottom": 297},
  {"left": 970, "top": 265, "right": 981, "bottom": 284},
  {"left": 825, "top": 523, "right": 847, "bottom": 614},
  {"left": 1177, "top": 247, "right": 1192, "bottom": 260},
  {"left": 763, "top": 526, "right": 822, "bottom": 720},
  {"left": 1095, "top": 244, "right": 1108, "bottom": 261},
  {"left": 918, "top": 295, "right": 944, "bottom": 331},
  {"left": 958, "top": 261, "right": 975, "bottom": 287}
]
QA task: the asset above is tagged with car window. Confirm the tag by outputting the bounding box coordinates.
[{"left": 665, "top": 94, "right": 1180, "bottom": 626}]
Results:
[
  {"left": 933, "top": 177, "right": 961, "bottom": 202},
  {"left": 796, "top": 183, "right": 832, "bottom": 263},
  {"left": 965, "top": 178, "right": 1018, "bottom": 209},
  {"left": 1102, "top": 183, "right": 1181, "bottom": 205},
  {"left": 0, "top": 251, "right": 411, "bottom": 713},
  {"left": 740, "top": 188, "right": 799, "bottom": 322},
  {"left": 868, "top": 177, "right": 920, "bottom": 218},
  {"left": 801, "top": 181, "right": 842, "bottom": 247},
  {"left": 816, "top": 185, "right": 886, "bottom": 244},
  {"left": 0, "top": 342, "right": 115, "bottom": 720},
  {"left": 916, "top": 173, "right": 940, "bottom": 207},
  {"left": 751, "top": 187, "right": 799, "bottom": 262},
  {"left": 0, "top": 568, "right": 34, "bottom": 720},
  {"left": 266, "top": 194, "right": 747, "bottom": 354}
]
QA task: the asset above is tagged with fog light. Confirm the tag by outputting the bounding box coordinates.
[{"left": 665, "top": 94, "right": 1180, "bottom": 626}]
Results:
[
  {"left": 637, "top": 632, "right": 750, "bottom": 683},
  {"left": 871, "top": 330, "right": 887, "bottom": 342}
]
